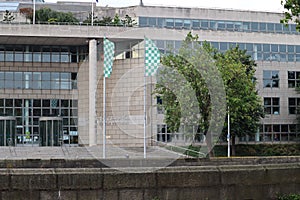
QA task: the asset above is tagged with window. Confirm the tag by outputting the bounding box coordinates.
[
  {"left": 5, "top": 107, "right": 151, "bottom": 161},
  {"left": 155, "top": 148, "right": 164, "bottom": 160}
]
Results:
[
  {"left": 260, "top": 124, "right": 300, "bottom": 142},
  {"left": 288, "top": 71, "right": 300, "bottom": 88},
  {"left": 149, "top": 17, "right": 156, "bottom": 27},
  {"left": 251, "top": 22, "right": 259, "bottom": 32},
  {"left": 157, "top": 124, "right": 171, "bottom": 142},
  {"left": 138, "top": 17, "right": 147, "bottom": 27},
  {"left": 200, "top": 20, "right": 209, "bottom": 29},
  {"left": 192, "top": 20, "right": 200, "bottom": 29},
  {"left": 174, "top": 19, "right": 183, "bottom": 29},
  {"left": 183, "top": 20, "right": 191, "bottom": 29},
  {"left": 157, "top": 96, "right": 164, "bottom": 114},
  {"left": 264, "top": 97, "right": 280, "bottom": 115},
  {"left": 166, "top": 19, "right": 174, "bottom": 27},
  {"left": 263, "top": 70, "right": 279, "bottom": 88},
  {"left": 288, "top": 98, "right": 300, "bottom": 114}
]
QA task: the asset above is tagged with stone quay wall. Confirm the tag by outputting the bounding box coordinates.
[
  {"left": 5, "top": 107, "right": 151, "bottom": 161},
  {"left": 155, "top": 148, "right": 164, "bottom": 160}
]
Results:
[{"left": 0, "top": 163, "right": 299, "bottom": 199}]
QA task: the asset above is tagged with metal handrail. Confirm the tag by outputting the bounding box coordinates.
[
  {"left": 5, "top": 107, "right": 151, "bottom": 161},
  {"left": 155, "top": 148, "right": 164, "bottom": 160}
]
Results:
[{"left": 152, "top": 139, "right": 206, "bottom": 158}]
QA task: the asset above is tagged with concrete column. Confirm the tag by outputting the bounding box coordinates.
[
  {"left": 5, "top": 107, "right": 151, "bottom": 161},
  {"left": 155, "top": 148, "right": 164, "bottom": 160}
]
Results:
[{"left": 89, "top": 39, "right": 97, "bottom": 146}]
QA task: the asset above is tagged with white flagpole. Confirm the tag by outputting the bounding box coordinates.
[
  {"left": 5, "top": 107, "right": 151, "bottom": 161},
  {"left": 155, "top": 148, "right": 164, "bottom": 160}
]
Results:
[
  {"left": 144, "top": 74, "right": 147, "bottom": 158},
  {"left": 103, "top": 75, "right": 106, "bottom": 158},
  {"left": 227, "top": 106, "right": 230, "bottom": 157},
  {"left": 33, "top": 0, "right": 36, "bottom": 24}
]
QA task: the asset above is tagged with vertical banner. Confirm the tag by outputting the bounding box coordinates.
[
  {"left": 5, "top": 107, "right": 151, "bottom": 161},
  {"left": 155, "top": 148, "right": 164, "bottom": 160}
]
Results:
[
  {"left": 145, "top": 37, "right": 161, "bottom": 76},
  {"left": 104, "top": 38, "right": 115, "bottom": 77},
  {"left": 103, "top": 38, "right": 115, "bottom": 158}
]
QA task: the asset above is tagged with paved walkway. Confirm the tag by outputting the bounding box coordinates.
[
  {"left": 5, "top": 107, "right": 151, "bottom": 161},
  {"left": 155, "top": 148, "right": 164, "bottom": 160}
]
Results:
[{"left": 0, "top": 145, "right": 184, "bottom": 160}]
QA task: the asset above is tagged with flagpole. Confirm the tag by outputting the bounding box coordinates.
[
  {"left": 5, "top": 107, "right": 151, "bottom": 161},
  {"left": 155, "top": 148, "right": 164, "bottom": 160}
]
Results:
[
  {"left": 144, "top": 74, "right": 147, "bottom": 158},
  {"left": 91, "top": 0, "right": 94, "bottom": 26},
  {"left": 227, "top": 106, "right": 230, "bottom": 157},
  {"left": 103, "top": 75, "right": 106, "bottom": 158},
  {"left": 33, "top": 0, "right": 36, "bottom": 24}
]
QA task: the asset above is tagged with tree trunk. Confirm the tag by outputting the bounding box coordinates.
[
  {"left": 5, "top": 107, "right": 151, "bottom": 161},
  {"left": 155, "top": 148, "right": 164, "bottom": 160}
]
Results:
[
  {"left": 231, "top": 135, "right": 236, "bottom": 156},
  {"left": 205, "top": 131, "right": 214, "bottom": 157}
]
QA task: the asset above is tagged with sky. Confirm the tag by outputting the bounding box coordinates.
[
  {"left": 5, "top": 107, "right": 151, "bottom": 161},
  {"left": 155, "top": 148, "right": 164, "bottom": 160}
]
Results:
[{"left": 45, "top": 0, "right": 285, "bottom": 13}]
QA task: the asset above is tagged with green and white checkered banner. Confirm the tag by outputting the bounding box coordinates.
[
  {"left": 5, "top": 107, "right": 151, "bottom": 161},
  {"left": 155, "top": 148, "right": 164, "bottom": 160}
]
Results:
[
  {"left": 104, "top": 38, "right": 115, "bottom": 78},
  {"left": 145, "top": 37, "right": 160, "bottom": 76}
]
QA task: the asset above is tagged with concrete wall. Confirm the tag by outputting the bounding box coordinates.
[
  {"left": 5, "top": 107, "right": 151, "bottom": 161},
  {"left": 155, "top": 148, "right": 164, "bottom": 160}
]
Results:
[{"left": 0, "top": 163, "right": 299, "bottom": 200}]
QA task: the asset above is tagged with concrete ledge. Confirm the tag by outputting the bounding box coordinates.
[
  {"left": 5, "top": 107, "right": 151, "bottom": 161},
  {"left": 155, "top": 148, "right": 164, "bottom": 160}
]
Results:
[{"left": 1, "top": 156, "right": 300, "bottom": 168}]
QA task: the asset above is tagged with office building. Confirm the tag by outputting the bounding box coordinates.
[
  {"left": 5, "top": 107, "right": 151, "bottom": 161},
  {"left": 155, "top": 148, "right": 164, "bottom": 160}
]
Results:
[{"left": 0, "top": 3, "right": 299, "bottom": 147}]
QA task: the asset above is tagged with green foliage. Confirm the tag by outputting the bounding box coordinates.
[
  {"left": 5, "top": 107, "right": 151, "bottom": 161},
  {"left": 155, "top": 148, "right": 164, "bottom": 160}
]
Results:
[
  {"left": 35, "top": 7, "right": 79, "bottom": 23},
  {"left": 281, "top": 0, "right": 300, "bottom": 31},
  {"left": 215, "top": 46, "right": 264, "bottom": 140},
  {"left": 113, "top": 14, "right": 122, "bottom": 25},
  {"left": 169, "top": 144, "right": 300, "bottom": 157},
  {"left": 215, "top": 144, "right": 300, "bottom": 157},
  {"left": 121, "top": 14, "right": 137, "bottom": 27},
  {"left": 155, "top": 32, "right": 263, "bottom": 152},
  {"left": 3, "top": 10, "right": 15, "bottom": 22},
  {"left": 83, "top": 13, "right": 136, "bottom": 26},
  {"left": 277, "top": 193, "right": 300, "bottom": 200}
]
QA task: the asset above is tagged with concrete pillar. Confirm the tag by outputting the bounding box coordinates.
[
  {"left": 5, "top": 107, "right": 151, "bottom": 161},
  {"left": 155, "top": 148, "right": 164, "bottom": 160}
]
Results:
[{"left": 89, "top": 39, "right": 97, "bottom": 146}]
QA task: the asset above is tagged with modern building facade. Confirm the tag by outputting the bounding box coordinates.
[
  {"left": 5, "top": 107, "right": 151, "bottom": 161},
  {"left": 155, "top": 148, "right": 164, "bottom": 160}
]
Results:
[{"left": 0, "top": 3, "right": 299, "bottom": 147}]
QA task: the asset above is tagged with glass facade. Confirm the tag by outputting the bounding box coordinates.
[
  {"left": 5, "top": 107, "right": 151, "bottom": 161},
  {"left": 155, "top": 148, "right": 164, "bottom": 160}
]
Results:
[
  {"left": 154, "top": 40, "right": 300, "bottom": 62},
  {"left": 0, "top": 45, "right": 88, "bottom": 63},
  {"left": 0, "top": 98, "right": 78, "bottom": 146},
  {"left": 139, "top": 17, "right": 298, "bottom": 34},
  {"left": 0, "top": 71, "right": 77, "bottom": 90},
  {"left": 0, "top": 44, "right": 83, "bottom": 146}
]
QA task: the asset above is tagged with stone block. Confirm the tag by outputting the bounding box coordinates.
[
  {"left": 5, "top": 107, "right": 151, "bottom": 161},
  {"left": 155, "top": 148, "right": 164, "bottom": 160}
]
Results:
[
  {"left": 103, "top": 172, "right": 156, "bottom": 190},
  {"left": 157, "top": 188, "right": 179, "bottom": 200},
  {"left": 220, "top": 165, "right": 266, "bottom": 185},
  {"left": 57, "top": 170, "right": 103, "bottom": 190},
  {"left": 234, "top": 185, "right": 265, "bottom": 200},
  {"left": 103, "top": 190, "right": 118, "bottom": 200},
  {"left": 10, "top": 170, "right": 56, "bottom": 190},
  {"left": 40, "top": 191, "right": 60, "bottom": 200},
  {"left": 264, "top": 165, "right": 300, "bottom": 184},
  {"left": 0, "top": 173, "right": 10, "bottom": 190},
  {"left": 143, "top": 189, "right": 159, "bottom": 200},
  {"left": 119, "top": 189, "right": 143, "bottom": 200},
  {"left": 178, "top": 187, "right": 221, "bottom": 200},
  {"left": 156, "top": 167, "right": 220, "bottom": 187},
  {"left": 77, "top": 190, "right": 103, "bottom": 200},
  {"left": 2, "top": 191, "right": 39, "bottom": 200},
  {"left": 57, "top": 190, "right": 77, "bottom": 200}
]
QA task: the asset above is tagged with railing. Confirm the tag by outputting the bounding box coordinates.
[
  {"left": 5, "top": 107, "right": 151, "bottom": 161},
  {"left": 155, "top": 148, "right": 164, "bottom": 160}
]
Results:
[
  {"left": 0, "top": 21, "right": 139, "bottom": 27},
  {"left": 152, "top": 139, "right": 206, "bottom": 158}
]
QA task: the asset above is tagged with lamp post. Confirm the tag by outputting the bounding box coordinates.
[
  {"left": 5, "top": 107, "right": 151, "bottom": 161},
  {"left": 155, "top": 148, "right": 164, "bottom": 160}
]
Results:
[{"left": 227, "top": 106, "right": 230, "bottom": 157}]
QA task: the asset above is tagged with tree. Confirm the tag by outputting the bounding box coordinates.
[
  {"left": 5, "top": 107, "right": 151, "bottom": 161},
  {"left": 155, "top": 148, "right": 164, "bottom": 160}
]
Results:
[
  {"left": 83, "top": 12, "right": 97, "bottom": 24},
  {"left": 215, "top": 47, "right": 264, "bottom": 156},
  {"left": 112, "top": 14, "right": 122, "bottom": 26},
  {"left": 34, "top": 7, "right": 79, "bottom": 23},
  {"left": 3, "top": 10, "right": 15, "bottom": 22},
  {"left": 19, "top": 8, "right": 33, "bottom": 23},
  {"left": 121, "top": 15, "right": 137, "bottom": 27},
  {"left": 155, "top": 32, "right": 227, "bottom": 157},
  {"left": 155, "top": 32, "right": 264, "bottom": 157},
  {"left": 281, "top": 0, "right": 300, "bottom": 31}
]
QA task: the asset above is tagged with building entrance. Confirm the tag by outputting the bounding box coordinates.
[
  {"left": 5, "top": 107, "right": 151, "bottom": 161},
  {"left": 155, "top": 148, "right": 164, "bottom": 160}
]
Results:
[
  {"left": 39, "top": 117, "right": 63, "bottom": 146},
  {"left": 0, "top": 116, "right": 16, "bottom": 146}
]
